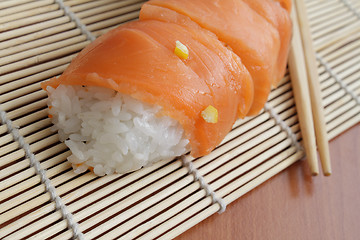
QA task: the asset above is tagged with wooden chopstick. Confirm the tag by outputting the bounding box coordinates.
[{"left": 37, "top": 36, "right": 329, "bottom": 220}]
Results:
[
  {"left": 294, "top": 0, "right": 332, "bottom": 176},
  {"left": 288, "top": 8, "right": 319, "bottom": 176}
]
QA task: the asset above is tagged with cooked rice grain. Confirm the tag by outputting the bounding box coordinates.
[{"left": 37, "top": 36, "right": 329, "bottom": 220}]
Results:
[{"left": 47, "top": 85, "right": 189, "bottom": 176}]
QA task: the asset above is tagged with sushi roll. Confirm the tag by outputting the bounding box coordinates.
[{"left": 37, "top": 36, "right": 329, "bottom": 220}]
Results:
[{"left": 42, "top": 0, "right": 292, "bottom": 176}]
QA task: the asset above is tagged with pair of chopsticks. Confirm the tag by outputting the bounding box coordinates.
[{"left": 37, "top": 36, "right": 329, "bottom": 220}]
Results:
[{"left": 288, "top": 0, "right": 332, "bottom": 176}]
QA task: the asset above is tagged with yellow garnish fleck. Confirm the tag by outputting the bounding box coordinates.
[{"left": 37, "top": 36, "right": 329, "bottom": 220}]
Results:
[
  {"left": 201, "top": 105, "right": 218, "bottom": 123},
  {"left": 174, "top": 40, "right": 189, "bottom": 59}
]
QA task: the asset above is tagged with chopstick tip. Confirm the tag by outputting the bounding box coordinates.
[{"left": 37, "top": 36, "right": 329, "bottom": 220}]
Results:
[{"left": 311, "top": 171, "right": 319, "bottom": 176}]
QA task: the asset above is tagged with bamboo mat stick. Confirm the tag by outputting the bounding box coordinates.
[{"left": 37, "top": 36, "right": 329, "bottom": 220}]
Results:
[
  {"left": 322, "top": 74, "right": 359, "bottom": 99},
  {"left": 311, "top": 13, "right": 356, "bottom": 34},
  {"left": 312, "top": 15, "right": 357, "bottom": 40},
  {"left": 328, "top": 114, "right": 360, "bottom": 140},
  {"left": 92, "top": 25, "right": 118, "bottom": 37},
  {"left": 0, "top": 29, "right": 81, "bottom": 57},
  {"left": 0, "top": 83, "right": 42, "bottom": 103},
  {"left": 321, "top": 73, "right": 360, "bottom": 100},
  {"left": 0, "top": 141, "right": 19, "bottom": 158},
  {"left": 0, "top": 159, "right": 174, "bottom": 236},
  {"left": 318, "top": 61, "right": 359, "bottom": 87},
  {"left": 4, "top": 160, "right": 69, "bottom": 193},
  {"left": 327, "top": 106, "right": 360, "bottom": 133},
  {"left": 0, "top": 118, "right": 50, "bottom": 148},
  {"left": 314, "top": 25, "right": 360, "bottom": 52},
  {"left": 77, "top": 172, "right": 194, "bottom": 239},
  {"left": 65, "top": 0, "right": 100, "bottom": 7},
  {"left": 208, "top": 124, "right": 300, "bottom": 190},
  {"left": 0, "top": 0, "right": 51, "bottom": 15},
  {"left": 323, "top": 89, "right": 350, "bottom": 108},
  {"left": 326, "top": 100, "right": 358, "bottom": 123},
  {"left": 86, "top": 11, "right": 140, "bottom": 31},
  {"left": 0, "top": 16, "right": 70, "bottom": 42},
  {"left": 0, "top": 55, "right": 75, "bottom": 85},
  {"left": 0, "top": 149, "right": 25, "bottom": 169},
  {"left": 288, "top": 8, "right": 319, "bottom": 175},
  {"left": 69, "top": 0, "right": 124, "bottom": 12},
  {"left": 76, "top": 0, "right": 145, "bottom": 19},
  {"left": 0, "top": 41, "right": 88, "bottom": 75},
  {"left": 81, "top": 3, "right": 144, "bottom": 25},
  {"left": 325, "top": 94, "right": 356, "bottom": 115},
  {"left": 268, "top": 81, "right": 292, "bottom": 101},
  {"left": 296, "top": 0, "right": 333, "bottom": 175},
  {"left": 0, "top": 0, "right": 33, "bottom": 10},
  {"left": 0, "top": 4, "right": 59, "bottom": 24},
  {"left": 0, "top": 170, "right": 38, "bottom": 197},
  {"left": 84, "top": 175, "right": 198, "bottom": 239},
  {"left": 6, "top": 106, "right": 48, "bottom": 129},
  {"left": 0, "top": 22, "right": 76, "bottom": 50},
  {"left": 0, "top": 35, "right": 86, "bottom": 67},
  {"left": 304, "top": 0, "right": 319, "bottom": 9},
  {"left": 306, "top": 1, "right": 341, "bottom": 20},
  {"left": 321, "top": 74, "right": 360, "bottom": 107},
  {"left": 0, "top": 160, "right": 31, "bottom": 179},
  {"left": 317, "top": 32, "right": 360, "bottom": 57},
  {"left": 270, "top": 91, "right": 294, "bottom": 107},
  {"left": 0, "top": 145, "right": 68, "bottom": 192},
  {"left": 1, "top": 90, "right": 47, "bottom": 112},
  {"left": 0, "top": 124, "right": 52, "bottom": 158},
  {"left": 134, "top": 192, "right": 213, "bottom": 240},
  {"left": 97, "top": 179, "right": 201, "bottom": 240},
  {"left": 18, "top": 162, "right": 186, "bottom": 239},
  {"left": 309, "top": 7, "right": 348, "bottom": 27},
  {"left": 200, "top": 117, "right": 298, "bottom": 178},
  {"left": 0, "top": 9, "right": 64, "bottom": 32},
  {"left": 322, "top": 44, "right": 360, "bottom": 67},
  {"left": 214, "top": 133, "right": 301, "bottom": 196},
  {"left": 0, "top": 65, "right": 68, "bottom": 94},
  {"left": 0, "top": 134, "right": 59, "bottom": 169}
]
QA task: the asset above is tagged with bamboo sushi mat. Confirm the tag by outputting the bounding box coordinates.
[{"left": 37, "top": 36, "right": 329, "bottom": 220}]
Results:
[{"left": 0, "top": 0, "right": 359, "bottom": 239}]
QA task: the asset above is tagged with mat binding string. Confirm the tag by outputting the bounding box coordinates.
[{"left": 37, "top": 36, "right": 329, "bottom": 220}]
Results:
[
  {"left": 341, "top": 0, "right": 360, "bottom": 20},
  {"left": 316, "top": 54, "right": 360, "bottom": 106},
  {"left": 264, "top": 103, "right": 304, "bottom": 153},
  {"left": 55, "top": 0, "right": 96, "bottom": 42},
  {"left": 0, "top": 108, "right": 85, "bottom": 240},
  {"left": 181, "top": 155, "right": 227, "bottom": 213}
]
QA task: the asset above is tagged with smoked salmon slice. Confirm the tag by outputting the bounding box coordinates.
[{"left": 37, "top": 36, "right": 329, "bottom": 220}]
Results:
[
  {"left": 274, "top": 0, "right": 292, "bottom": 13},
  {"left": 141, "top": 0, "right": 281, "bottom": 116},
  {"left": 42, "top": 20, "right": 253, "bottom": 157},
  {"left": 242, "top": 0, "right": 292, "bottom": 86}
]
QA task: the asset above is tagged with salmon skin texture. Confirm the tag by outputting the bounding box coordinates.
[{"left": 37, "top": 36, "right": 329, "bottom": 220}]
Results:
[{"left": 42, "top": 0, "right": 292, "bottom": 158}]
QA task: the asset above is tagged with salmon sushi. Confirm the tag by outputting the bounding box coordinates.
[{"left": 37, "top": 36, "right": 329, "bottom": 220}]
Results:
[
  {"left": 42, "top": 0, "right": 292, "bottom": 176},
  {"left": 42, "top": 20, "right": 254, "bottom": 175}
]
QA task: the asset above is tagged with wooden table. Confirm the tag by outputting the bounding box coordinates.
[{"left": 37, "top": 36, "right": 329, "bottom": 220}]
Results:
[{"left": 175, "top": 123, "right": 360, "bottom": 240}]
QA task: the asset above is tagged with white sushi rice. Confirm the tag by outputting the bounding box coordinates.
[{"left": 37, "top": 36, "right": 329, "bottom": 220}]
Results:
[{"left": 47, "top": 85, "right": 189, "bottom": 176}]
